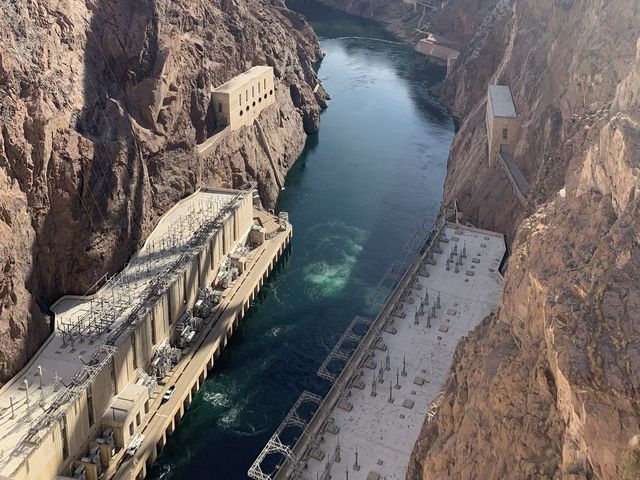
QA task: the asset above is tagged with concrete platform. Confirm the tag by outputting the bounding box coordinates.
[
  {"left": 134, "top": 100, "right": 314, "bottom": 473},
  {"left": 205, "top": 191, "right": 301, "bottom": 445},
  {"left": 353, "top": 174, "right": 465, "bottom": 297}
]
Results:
[
  {"left": 270, "top": 222, "right": 505, "bottom": 480},
  {"left": 0, "top": 189, "right": 245, "bottom": 477}
]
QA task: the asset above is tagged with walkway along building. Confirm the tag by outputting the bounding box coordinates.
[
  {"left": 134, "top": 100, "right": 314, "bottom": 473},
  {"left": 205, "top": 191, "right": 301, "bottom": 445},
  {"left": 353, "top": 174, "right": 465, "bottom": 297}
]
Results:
[{"left": 0, "top": 187, "right": 292, "bottom": 480}]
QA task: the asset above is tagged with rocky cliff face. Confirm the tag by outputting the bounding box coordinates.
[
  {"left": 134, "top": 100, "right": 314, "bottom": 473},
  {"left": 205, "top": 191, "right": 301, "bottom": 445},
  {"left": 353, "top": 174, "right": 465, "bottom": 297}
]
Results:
[
  {"left": 0, "top": 0, "right": 324, "bottom": 382},
  {"left": 406, "top": 1, "right": 640, "bottom": 479}
]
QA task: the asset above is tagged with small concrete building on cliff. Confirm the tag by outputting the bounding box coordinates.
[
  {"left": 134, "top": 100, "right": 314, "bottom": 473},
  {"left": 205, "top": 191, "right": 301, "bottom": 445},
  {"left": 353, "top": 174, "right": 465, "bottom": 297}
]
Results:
[
  {"left": 211, "top": 66, "right": 276, "bottom": 130},
  {"left": 486, "top": 84, "right": 521, "bottom": 165}
]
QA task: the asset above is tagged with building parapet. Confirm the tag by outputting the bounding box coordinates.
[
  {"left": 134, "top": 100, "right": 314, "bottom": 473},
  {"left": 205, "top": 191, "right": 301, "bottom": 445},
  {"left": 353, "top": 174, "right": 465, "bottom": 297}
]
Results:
[{"left": 211, "top": 66, "right": 276, "bottom": 131}]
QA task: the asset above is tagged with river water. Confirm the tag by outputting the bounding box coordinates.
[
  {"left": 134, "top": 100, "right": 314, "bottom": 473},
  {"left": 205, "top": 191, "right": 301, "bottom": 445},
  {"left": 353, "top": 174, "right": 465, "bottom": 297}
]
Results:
[{"left": 149, "top": 2, "right": 453, "bottom": 478}]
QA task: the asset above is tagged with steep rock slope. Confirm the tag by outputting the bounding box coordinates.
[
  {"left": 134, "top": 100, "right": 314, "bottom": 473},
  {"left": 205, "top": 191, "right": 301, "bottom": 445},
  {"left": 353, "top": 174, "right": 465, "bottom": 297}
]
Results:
[
  {"left": 408, "top": 1, "right": 640, "bottom": 479},
  {"left": 0, "top": 0, "right": 324, "bottom": 382}
]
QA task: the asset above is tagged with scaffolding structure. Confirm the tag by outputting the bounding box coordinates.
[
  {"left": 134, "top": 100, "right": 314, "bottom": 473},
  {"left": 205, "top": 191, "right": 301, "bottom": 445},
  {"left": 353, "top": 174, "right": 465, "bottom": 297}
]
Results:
[
  {"left": 24, "top": 345, "right": 118, "bottom": 445},
  {"left": 0, "top": 345, "right": 119, "bottom": 475},
  {"left": 317, "top": 316, "right": 373, "bottom": 383},
  {"left": 248, "top": 391, "right": 323, "bottom": 480}
]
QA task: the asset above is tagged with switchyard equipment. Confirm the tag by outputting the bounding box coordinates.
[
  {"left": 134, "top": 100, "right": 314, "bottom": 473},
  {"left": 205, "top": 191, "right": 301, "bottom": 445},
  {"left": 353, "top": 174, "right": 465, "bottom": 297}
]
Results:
[
  {"left": 0, "top": 187, "right": 292, "bottom": 480},
  {"left": 250, "top": 221, "right": 506, "bottom": 480}
]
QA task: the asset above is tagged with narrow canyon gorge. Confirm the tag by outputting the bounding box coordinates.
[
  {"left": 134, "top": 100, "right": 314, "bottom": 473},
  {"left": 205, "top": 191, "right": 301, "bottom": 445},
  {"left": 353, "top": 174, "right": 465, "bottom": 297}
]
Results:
[
  {"left": 1, "top": 0, "right": 639, "bottom": 479},
  {"left": 318, "top": 0, "right": 640, "bottom": 478}
]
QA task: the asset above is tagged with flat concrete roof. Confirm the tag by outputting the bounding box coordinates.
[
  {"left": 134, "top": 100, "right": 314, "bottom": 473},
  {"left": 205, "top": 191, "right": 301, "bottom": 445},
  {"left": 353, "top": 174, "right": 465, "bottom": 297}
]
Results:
[
  {"left": 301, "top": 223, "right": 505, "bottom": 480},
  {"left": 103, "top": 384, "right": 148, "bottom": 425},
  {"left": 212, "top": 66, "right": 273, "bottom": 94},
  {"left": 489, "top": 84, "right": 518, "bottom": 118},
  {"left": 0, "top": 187, "right": 249, "bottom": 477}
]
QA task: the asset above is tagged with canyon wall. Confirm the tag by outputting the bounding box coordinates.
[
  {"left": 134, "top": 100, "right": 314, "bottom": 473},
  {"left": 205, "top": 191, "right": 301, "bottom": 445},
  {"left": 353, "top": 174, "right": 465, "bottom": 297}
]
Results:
[
  {"left": 0, "top": 0, "right": 325, "bottom": 382},
  {"left": 408, "top": 0, "right": 640, "bottom": 479}
]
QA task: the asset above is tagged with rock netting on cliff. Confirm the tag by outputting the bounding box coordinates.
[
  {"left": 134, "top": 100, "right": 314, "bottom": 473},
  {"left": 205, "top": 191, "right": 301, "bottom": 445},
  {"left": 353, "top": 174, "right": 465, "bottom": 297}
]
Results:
[{"left": 0, "top": 0, "right": 326, "bottom": 383}]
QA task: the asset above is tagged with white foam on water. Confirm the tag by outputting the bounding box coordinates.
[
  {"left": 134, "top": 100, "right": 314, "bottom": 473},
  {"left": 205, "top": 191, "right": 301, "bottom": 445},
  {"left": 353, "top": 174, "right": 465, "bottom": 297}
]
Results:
[
  {"left": 302, "top": 222, "right": 366, "bottom": 300},
  {"left": 201, "top": 391, "right": 231, "bottom": 408},
  {"left": 266, "top": 324, "right": 294, "bottom": 337}
]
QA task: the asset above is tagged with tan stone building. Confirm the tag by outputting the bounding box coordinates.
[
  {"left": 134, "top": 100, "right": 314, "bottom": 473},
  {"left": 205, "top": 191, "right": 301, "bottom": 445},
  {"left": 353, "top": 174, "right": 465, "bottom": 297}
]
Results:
[
  {"left": 0, "top": 187, "right": 292, "bottom": 480},
  {"left": 211, "top": 66, "right": 276, "bottom": 130},
  {"left": 486, "top": 84, "right": 522, "bottom": 165}
]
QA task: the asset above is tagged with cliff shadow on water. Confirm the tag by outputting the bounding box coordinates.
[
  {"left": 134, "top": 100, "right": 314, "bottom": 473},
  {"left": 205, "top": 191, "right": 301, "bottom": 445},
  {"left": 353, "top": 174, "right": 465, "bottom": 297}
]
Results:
[{"left": 287, "top": 0, "right": 397, "bottom": 41}]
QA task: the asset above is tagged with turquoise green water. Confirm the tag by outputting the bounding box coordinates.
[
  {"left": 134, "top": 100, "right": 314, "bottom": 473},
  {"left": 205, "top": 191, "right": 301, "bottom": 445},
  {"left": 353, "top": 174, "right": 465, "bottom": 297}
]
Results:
[{"left": 148, "top": 2, "right": 453, "bottom": 478}]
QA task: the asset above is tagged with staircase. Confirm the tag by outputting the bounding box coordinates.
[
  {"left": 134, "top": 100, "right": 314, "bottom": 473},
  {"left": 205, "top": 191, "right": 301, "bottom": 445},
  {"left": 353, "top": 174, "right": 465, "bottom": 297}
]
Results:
[{"left": 254, "top": 119, "right": 285, "bottom": 190}]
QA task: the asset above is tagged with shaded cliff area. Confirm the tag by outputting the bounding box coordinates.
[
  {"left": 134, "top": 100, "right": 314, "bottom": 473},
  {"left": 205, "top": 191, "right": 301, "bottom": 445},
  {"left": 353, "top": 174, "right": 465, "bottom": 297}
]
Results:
[
  {"left": 0, "top": 0, "right": 325, "bottom": 382},
  {"left": 305, "top": 0, "right": 640, "bottom": 478}
]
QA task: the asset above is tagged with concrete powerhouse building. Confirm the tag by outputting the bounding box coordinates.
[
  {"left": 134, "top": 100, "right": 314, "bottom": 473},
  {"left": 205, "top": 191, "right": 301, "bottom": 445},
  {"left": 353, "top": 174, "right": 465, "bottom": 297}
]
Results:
[
  {"left": 0, "top": 187, "right": 292, "bottom": 480},
  {"left": 211, "top": 66, "right": 276, "bottom": 130},
  {"left": 486, "top": 84, "right": 522, "bottom": 165}
]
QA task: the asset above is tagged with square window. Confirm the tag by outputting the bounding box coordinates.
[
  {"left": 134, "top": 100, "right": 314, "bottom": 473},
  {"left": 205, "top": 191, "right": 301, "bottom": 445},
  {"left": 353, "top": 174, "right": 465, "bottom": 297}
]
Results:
[{"left": 502, "top": 128, "right": 508, "bottom": 140}]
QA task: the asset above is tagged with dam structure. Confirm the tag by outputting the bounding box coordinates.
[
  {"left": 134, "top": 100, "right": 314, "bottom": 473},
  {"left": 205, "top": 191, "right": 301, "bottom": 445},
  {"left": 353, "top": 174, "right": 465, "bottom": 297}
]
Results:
[
  {"left": 0, "top": 187, "right": 292, "bottom": 480},
  {"left": 249, "top": 218, "right": 506, "bottom": 480}
]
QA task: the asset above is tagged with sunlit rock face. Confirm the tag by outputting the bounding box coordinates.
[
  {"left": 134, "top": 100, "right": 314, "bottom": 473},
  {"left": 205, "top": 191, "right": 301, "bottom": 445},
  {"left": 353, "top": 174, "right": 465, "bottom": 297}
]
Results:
[
  {"left": 0, "top": 0, "right": 326, "bottom": 382},
  {"left": 402, "top": 2, "right": 640, "bottom": 479}
]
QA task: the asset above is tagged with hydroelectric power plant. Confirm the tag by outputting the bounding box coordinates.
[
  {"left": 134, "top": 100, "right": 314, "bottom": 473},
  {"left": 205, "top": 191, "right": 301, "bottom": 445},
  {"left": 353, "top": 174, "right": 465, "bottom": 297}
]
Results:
[
  {"left": 0, "top": 186, "right": 292, "bottom": 480},
  {"left": 249, "top": 218, "right": 506, "bottom": 480}
]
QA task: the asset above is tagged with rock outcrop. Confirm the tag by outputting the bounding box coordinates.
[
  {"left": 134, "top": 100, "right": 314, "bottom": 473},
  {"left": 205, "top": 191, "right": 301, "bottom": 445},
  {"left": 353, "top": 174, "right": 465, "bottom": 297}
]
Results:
[{"left": 0, "top": 0, "right": 325, "bottom": 382}]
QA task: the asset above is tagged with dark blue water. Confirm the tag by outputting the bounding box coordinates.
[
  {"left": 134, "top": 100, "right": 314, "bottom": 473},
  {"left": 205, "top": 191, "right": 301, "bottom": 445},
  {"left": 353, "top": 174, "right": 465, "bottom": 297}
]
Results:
[{"left": 149, "top": 2, "right": 453, "bottom": 478}]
